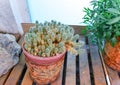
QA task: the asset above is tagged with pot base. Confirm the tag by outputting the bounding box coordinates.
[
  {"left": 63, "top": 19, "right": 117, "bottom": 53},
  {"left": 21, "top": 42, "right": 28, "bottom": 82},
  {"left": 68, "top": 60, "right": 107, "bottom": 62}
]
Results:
[{"left": 25, "top": 56, "right": 64, "bottom": 85}]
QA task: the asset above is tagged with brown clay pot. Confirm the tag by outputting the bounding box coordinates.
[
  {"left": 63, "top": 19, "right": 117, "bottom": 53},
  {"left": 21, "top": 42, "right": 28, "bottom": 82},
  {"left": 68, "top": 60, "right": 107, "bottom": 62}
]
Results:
[
  {"left": 22, "top": 43, "right": 66, "bottom": 84},
  {"left": 104, "top": 41, "right": 120, "bottom": 71}
]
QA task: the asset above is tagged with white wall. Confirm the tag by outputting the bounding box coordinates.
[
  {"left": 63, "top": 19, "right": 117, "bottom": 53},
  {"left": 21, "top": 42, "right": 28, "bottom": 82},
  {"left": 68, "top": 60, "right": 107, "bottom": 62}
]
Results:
[
  {"left": 9, "top": 0, "right": 31, "bottom": 35},
  {"left": 12, "top": 0, "right": 31, "bottom": 22},
  {"left": 27, "top": 0, "right": 91, "bottom": 25},
  {"left": 0, "top": 0, "right": 18, "bottom": 34}
]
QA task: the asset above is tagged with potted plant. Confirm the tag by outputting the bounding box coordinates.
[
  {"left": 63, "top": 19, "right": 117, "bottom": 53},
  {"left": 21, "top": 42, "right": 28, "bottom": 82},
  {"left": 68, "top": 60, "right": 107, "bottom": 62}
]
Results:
[
  {"left": 82, "top": 0, "right": 120, "bottom": 71},
  {"left": 22, "top": 20, "right": 83, "bottom": 84}
]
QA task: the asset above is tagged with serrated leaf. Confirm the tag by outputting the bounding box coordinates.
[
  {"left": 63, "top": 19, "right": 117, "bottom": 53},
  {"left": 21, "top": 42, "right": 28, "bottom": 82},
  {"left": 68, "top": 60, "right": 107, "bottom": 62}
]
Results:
[
  {"left": 107, "top": 8, "right": 120, "bottom": 14},
  {"left": 106, "top": 16, "right": 120, "bottom": 25}
]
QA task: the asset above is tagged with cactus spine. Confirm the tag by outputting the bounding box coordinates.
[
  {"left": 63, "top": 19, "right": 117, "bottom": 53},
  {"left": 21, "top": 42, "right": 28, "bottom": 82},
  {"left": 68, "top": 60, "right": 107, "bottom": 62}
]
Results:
[{"left": 24, "top": 20, "right": 83, "bottom": 57}]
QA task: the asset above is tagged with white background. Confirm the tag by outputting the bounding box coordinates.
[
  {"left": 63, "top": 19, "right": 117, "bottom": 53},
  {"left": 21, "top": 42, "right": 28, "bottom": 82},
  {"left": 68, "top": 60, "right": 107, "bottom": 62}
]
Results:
[{"left": 27, "top": 0, "right": 92, "bottom": 25}]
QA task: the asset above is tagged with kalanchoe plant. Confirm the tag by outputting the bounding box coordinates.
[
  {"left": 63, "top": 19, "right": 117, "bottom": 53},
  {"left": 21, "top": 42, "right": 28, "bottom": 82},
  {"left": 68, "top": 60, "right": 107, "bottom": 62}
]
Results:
[
  {"left": 82, "top": 0, "right": 120, "bottom": 50},
  {"left": 24, "top": 20, "right": 83, "bottom": 57}
]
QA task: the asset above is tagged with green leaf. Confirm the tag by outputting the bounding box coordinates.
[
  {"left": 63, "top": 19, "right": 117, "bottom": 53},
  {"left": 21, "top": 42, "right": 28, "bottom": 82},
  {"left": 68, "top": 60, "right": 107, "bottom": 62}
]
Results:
[
  {"left": 111, "top": 37, "right": 117, "bottom": 46},
  {"left": 97, "top": 15, "right": 106, "bottom": 20},
  {"left": 81, "top": 28, "right": 87, "bottom": 35},
  {"left": 106, "top": 32, "right": 111, "bottom": 39},
  {"left": 106, "top": 16, "right": 120, "bottom": 25},
  {"left": 107, "top": 8, "right": 120, "bottom": 14},
  {"left": 115, "top": 31, "right": 120, "bottom": 36},
  {"left": 110, "top": 0, "right": 117, "bottom": 8}
]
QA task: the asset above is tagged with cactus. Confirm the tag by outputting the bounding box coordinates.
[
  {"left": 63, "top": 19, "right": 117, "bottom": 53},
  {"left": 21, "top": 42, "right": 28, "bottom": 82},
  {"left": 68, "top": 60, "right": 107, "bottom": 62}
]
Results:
[{"left": 24, "top": 20, "right": 83, "bottom": 57}]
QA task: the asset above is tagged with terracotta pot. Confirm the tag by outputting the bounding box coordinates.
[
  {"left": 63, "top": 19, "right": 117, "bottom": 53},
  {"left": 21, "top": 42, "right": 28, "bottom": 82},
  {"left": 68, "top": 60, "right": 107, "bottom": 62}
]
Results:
[
  {"left": 22, "top": 43, "right": 66, "bottom": 84},
  {"left": 104, "top": 41, "right": 120, "bottom": 71}
]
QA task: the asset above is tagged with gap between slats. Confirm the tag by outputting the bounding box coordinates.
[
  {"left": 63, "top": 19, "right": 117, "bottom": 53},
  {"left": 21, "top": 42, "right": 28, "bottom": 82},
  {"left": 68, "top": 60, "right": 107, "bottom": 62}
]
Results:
[
  {"left": 21, "top": 69, "right": 33, "bottom": 85},
  {"left": 88, "top": 37, "right": 107, "bottom": 85},
  {"left": 17, "top": 64, "right": 27, "bottom": 85}
]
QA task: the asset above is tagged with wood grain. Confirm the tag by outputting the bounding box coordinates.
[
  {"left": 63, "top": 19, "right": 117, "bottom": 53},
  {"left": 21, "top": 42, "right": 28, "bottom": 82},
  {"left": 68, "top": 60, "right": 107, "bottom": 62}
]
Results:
[
  {"left": 21, "top": 23, "right": 35, "bottom": 34},
  {"left": 89, "top": 44, "right": 107, "bottom": 85},
  {"left": 79, "top": 36, "right": 91, "bottom": 85},
  {"left": 21, "top": 69, "right": 33, "bottom": 85},
  {"left": 106, "top": 66, "right": 120, "bottom": 85},
  {"left": 0, "top": 71, "right": 11, "bottom": 85},
  {"left": 65, "top": 53, "right": 76, "bottom": 85}
]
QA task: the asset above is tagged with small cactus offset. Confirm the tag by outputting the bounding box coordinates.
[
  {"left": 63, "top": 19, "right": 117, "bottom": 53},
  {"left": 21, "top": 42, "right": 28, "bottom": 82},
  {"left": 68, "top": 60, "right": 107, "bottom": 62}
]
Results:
[{"left": 24, "top": 20, "right": 83, "bottom": 57}]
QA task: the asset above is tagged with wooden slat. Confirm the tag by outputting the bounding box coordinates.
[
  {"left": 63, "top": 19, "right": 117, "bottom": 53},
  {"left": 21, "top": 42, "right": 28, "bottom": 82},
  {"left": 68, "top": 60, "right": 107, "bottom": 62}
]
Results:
[
  {"left": 51, "top": 66, "right": 63, "bottom": 85},
  {"left": 106, "top": 66, "right": 120, "bottom": 85},
  {"left": 4, "top": 57, "right": 25, "bottom": 85},
  {"left": 70, "top": 25, "right": 85, "bottom": 34},
  {"left": 3, "top": 24, "right": 120, "bottom": 85},
  {"left": 21, "top": 69, "right": 33, "bottom": 85},
  {"left": 65, "top": 53, "right": 76, "bottom": 85},
  {"left": 79, "top": 36, "right": 91, "bottom": 85},
  {"left": 12, "top": 33, "right": 21, "bottom": 41},
  {"left": 89, "top": 44, "right": 107, "bottom": 85},
  {"left": 4, "top": 36, "right": 25, "bottom": 85},
  {"left": 21, "top": 23, "right": 35, "bottom": 34},
  {"left": 0, "top": 71, "right": 11, "bottom": 85}
]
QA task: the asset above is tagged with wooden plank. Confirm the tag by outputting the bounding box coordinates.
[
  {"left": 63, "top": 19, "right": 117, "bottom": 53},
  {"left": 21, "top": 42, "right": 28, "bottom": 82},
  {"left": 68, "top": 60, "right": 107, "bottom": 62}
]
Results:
[
  {"left": 101, "top": 52, "right": 120, "bottom": 85},
  {"left": 4, "top": 57, "right": 25, "bottom": 85},
  {"left": 4, "top": 35, "right": 25, "bottom": 85},
  {"left": 79, "top": 36, "right": 91, "bottom": 85},
  {"left": 70, "top": 25, "right": 85, "bottom": 34},
  {"left": 0, "top": 71, "right": 11, "bottom": 85},
  {"left": 106, "top": 66, "right": 120, "bottom": 85},
  {"left": 99, "top": 52, "right": 111, "bottom": 85},
  {"left": 21, "top": 69, "right": 33, "bottom": 85},
  {"left": 51, "top": 66, "right": 63, "bottom": 85},
  {"left": 89, "top": 44, "right": 107, "bottom": 85},
  {"left": 21, "top": 23, "right": 35, "bottom": 34},
  {"left": 12, "top": 33, "right": 21, "bottom": 41},
  {"left": 65, "top": 53, "right": 76, "bottom": 85},
  {"left": 17, "top": 35, "right": 25, "bottom": 46},
  {"left": 4, "top": 52, "right": 25, "bottom": 85}
]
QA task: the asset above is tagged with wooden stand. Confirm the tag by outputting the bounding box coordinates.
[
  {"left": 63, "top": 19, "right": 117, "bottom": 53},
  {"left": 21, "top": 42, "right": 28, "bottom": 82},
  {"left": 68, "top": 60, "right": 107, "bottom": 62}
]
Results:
[{"left": 0, "top": 24, "right": 120, "bottom": 85}]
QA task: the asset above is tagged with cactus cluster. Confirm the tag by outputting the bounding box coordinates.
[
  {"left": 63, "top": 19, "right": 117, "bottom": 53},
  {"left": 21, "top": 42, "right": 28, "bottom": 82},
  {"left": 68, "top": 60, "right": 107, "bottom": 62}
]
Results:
[{"left": 24, "top": 20, "right": 83, "bottom": 57}]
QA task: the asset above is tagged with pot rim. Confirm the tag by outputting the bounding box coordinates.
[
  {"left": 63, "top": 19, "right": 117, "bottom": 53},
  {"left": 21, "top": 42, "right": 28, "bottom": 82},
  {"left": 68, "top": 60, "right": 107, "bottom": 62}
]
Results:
[{"left": 22, "top": 43, "right": 66, "bottom": 64}]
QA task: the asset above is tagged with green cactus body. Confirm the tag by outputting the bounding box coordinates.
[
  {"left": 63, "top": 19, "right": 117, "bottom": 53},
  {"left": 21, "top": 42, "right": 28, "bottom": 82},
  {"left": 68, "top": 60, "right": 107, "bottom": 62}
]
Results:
[
  {"left": 24, "top": 20, "right": 83, "bottom": 57},
  {"left": 56, "top": 34, "right": 61, "bottom": 42},
  {"left": 45, "top": 48, "right": 50, "bottom": 57}
]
